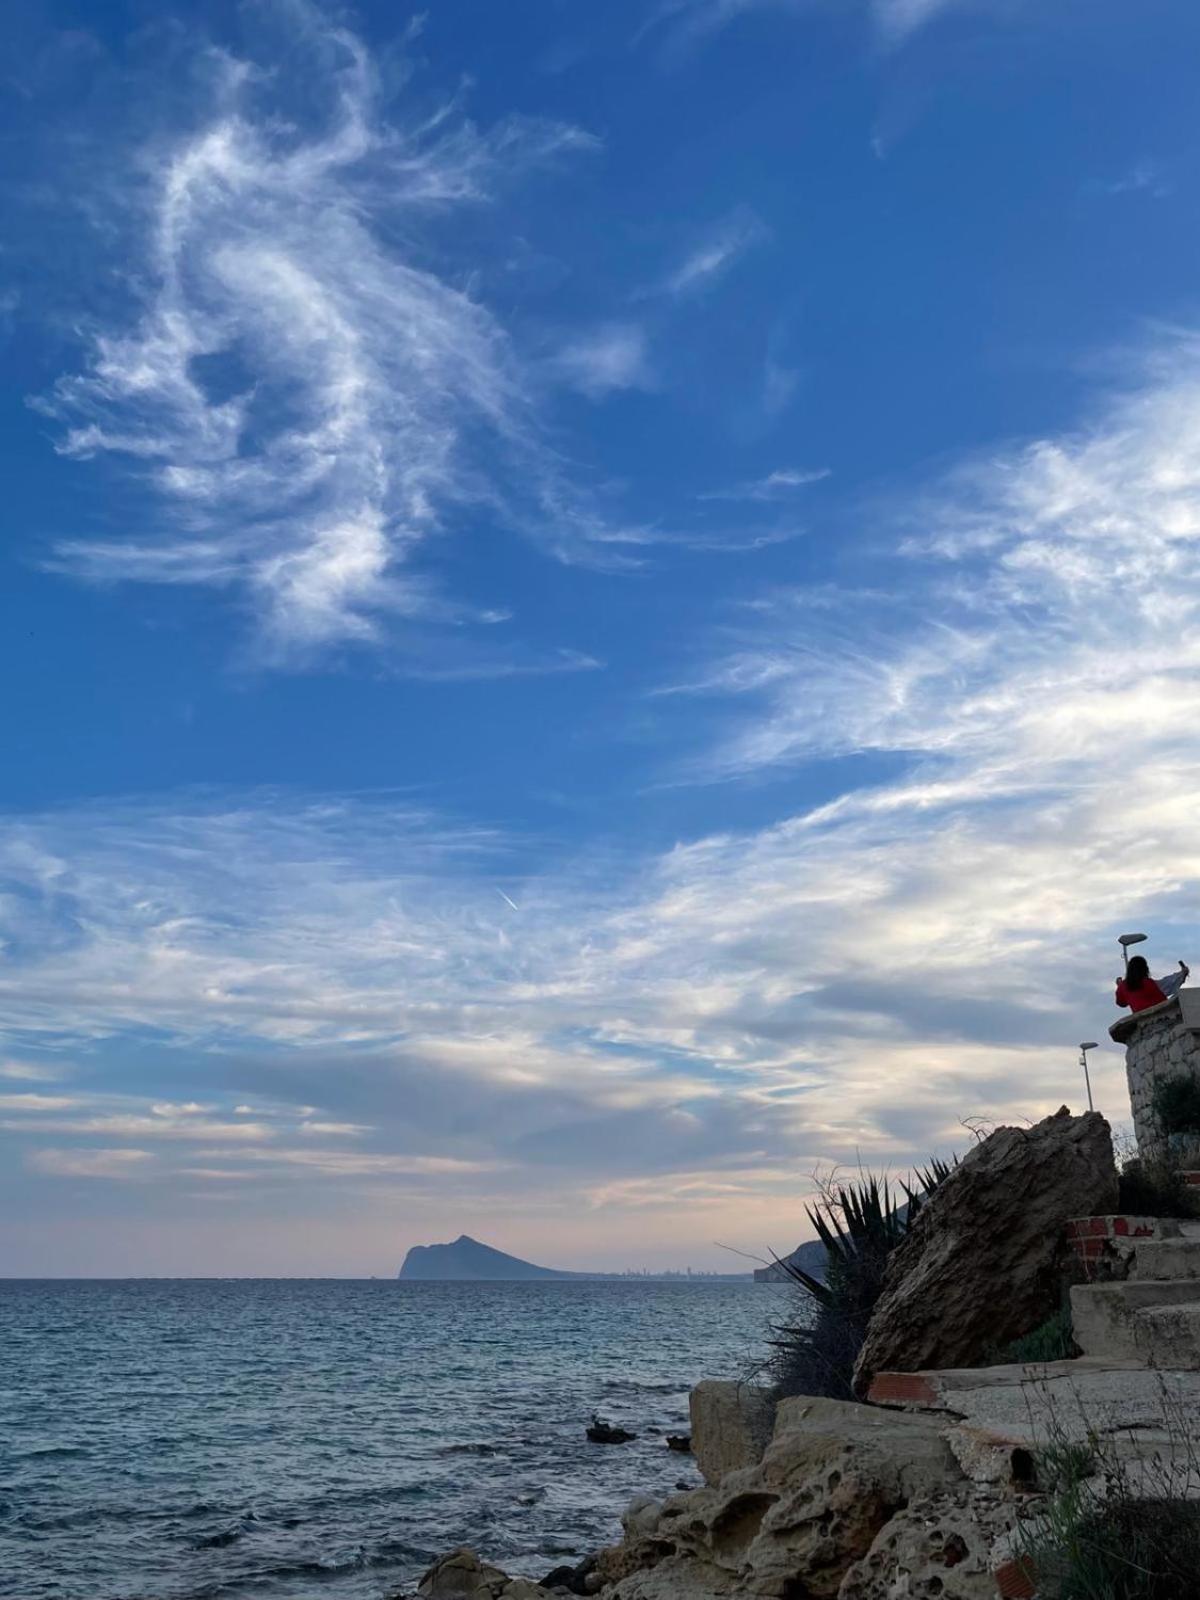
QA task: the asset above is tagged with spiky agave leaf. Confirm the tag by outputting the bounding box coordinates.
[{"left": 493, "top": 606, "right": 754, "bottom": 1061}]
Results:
[{"left": 764, "top": 1156, "right": 955, "bottom": 1400}]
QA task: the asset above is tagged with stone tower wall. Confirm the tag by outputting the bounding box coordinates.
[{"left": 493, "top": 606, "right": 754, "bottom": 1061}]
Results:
[{"left": 1113, "top": 992, "right": 1200, "bottom": 1163}]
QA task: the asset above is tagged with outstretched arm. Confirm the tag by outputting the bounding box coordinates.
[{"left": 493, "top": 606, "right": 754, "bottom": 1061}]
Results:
[{"left": 1157, "top": 963, "right": 1190, "bottom": 1001}]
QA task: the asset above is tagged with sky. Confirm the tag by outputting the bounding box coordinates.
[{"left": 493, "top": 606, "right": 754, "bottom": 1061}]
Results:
[{"left": 3, "top": 0, "right": 1200, "bottom": 1276}]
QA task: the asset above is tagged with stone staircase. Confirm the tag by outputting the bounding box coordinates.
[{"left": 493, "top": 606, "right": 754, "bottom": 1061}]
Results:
[{"left": 1072, "top": 1227, "right": 1200, "bottom": 1366}]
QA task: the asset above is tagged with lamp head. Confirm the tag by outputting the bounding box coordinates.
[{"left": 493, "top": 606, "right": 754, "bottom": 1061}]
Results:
[
  {"left": 1080, "top": 1041, "right": 1099, "bottom": 1052},
  {"left": 1119, "top": 933, "right": 1148, "bottom": 949}
]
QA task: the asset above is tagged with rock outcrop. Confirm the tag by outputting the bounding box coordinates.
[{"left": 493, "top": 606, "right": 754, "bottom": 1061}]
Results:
[
  {"left": 422, "top": 1387, "right": 1045, "bottom": 1600},
  {"left": 419, "top": 1550, "right": 554, "bottom": 1600},
  {"left": 597, "top": 1396, "right": 967, "bottom": 1600},
  {"left": 837, "top": 1487, "right": 1022, "bottom": 1600},
  {"left": 853, "top": 1107, "right": 1118, "bottom": 1395},
  {"left": 688, "top": 1382, "right": 776, "bottom": 1487}
]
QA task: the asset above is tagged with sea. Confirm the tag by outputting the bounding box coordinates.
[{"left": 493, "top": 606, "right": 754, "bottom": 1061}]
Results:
[{"left": 0, "top": 1279, "right": 777, "bottom": 1600}]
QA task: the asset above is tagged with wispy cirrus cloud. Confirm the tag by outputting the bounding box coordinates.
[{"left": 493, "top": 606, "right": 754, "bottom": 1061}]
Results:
[
  {"left": 639, "top": 0, "right": 975, "bottom": 52},
  {"left": 698, "top": 467, "right": 830, "bottom": 502},
  {"left": 27, "top": 1148, "right": 154, "bottom": 1180},
  {"left": 647, "top": 208, "right": 769, "bottom": 299},
  {"left": 872, "top": 0, "right": 966, "bottom": 42},
  {"left": 11, "top": 337, "right": 1200, "bottom": 1260},
  {"left": 549, "top": 323, "right": 654, "bottom": 397},
  {"left": 1085, "top": 162, "right": 1172, "bottom": 202},
  {"left": 636, "top": 0, "right": 807, "bottom": 55},
  {"left": 0, "top": 1060, "right": 64, "bottom": 1082},
  {"left": 35, "top": 5, "right": 617, "bottom": 665}
]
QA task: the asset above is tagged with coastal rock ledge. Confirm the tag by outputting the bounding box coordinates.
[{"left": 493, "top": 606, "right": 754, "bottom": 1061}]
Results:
[
  {"left": 593, "top": 1395, "right": 1018, "bottom": 1600},
  {"left": 422, "top": 1391, "right": 1034, "bottom": 1600}
]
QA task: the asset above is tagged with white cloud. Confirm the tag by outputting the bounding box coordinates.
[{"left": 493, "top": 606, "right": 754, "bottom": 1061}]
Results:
[
  {"left": 550, "top": 324, "right": 653, "bottom": 398},
  {"left": 36, "top": 5, "right": 613, "bottom": 663},
  {"left": 636, "top": 0, "right": 808, "bottom": 54},
  {"left": 2, "top": 1114, "right": 277, "bottom": 1141},
  {"left": 640, "top": 0, "right": 970, "bottom": 51},
  {"left": 699, "top": 468, "right": 830, "bottom": 502},
  {"left": 1087, "top": 163, "right": 1172, "bottom": 201},
  {"left": 0, "top": 1060, "right": 64, "bottom": 1082},
  {"left": 872, "top": 0, "right": 964, "bottom": 42},
  {"left": 9, "top": 338, "right": 1200, "bottom": 1226},
  {"left": 0, "top": 1094, "right": 81, "bottom": 1111},
  {"left": 28, "top": 1148, "right": 154, "bottom": 1180},
  {"left": 652, "top": 209, "right": 768, "bottom": 299}
]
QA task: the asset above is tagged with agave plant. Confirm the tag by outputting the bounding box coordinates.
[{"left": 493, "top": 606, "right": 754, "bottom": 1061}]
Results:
[{"left": 763, "top": 1157, "right": 955, "bottom": 1401}]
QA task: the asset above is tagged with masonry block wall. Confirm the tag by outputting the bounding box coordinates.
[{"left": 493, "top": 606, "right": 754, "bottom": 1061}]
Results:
[{"left": 1111, "top": 991, "right": 1200, "bottom": 1162}]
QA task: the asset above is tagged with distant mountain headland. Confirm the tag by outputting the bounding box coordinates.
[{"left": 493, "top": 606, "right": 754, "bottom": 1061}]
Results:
[
  {"left": 399, "top": 1236, "right": 577, "bottom": 1281},
  {"left": 752, "top": 1237, "right": 828, "bottom": 1284},
  {"left": 397, "top": 1235, "right": 753, "bottom": 1281}
]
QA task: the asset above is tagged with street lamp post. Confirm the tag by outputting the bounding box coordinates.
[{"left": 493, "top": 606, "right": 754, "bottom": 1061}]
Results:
[
  {"left": 1119, "top": 932, "right": 1148, "bottom": 971},
  {"left": 1079, "top": 1041, "right": 1099, "bottom": 1114}
]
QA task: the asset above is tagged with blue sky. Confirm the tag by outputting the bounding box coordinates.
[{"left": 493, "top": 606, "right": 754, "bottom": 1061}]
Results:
[{"left": 3, "top": 0, "right": 1200, "bottom": 1274}]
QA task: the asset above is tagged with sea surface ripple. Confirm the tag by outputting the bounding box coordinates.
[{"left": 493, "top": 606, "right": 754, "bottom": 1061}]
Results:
[{"left": 1, "top": 1279, "right": 773, "bottom": 1600}]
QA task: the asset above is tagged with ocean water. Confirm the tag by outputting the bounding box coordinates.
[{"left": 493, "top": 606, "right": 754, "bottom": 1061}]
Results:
[{"left": 0, "top": 1279, "right": 777, "bottom": 1600}]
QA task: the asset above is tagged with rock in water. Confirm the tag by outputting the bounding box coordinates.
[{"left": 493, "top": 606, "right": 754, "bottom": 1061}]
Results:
[
  {"left": 419, "top": 1551, "right": 553, "bottom": 1600},
  {"left": 587, "top": 1416, "right": 637, "bottom": 1444},
  {"left": 853, "top": 1107, "right": 1118, "bottom": 1395}
]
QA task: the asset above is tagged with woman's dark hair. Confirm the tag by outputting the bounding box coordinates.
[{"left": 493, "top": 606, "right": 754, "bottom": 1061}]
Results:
[{"left": 1126, "top": 954, "right": 1150, "bottom": 989}]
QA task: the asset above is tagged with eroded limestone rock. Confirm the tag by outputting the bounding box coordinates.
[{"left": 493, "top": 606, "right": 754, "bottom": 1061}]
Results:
[
  {"left": 605, "top": 1397, "right": 963, "bottom": 1600},
  {"left": 836, "top": 1488, "right": 1028, "bottom": 1600},
  {"left": 689, "top": 1381, "right": 776, "bottom": 1487},
  {"left": 854, "top": 1108, "right": 1119, "bottom": 1395}
]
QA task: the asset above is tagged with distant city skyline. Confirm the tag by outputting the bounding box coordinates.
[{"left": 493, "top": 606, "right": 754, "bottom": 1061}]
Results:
[{"left": 4, "top": 0, "right": 1200, "bottom": 1274}]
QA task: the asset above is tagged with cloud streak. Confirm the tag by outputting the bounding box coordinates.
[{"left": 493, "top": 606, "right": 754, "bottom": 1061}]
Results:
[
  {"left": 37, "top": 7, "right": 611, "bottom": 663},
  {"left": 550, "top": 324, "right": 654, "bottom": 397},
  {"left": 698, "top": 467, "right": 830, "bottom": 502},
  {"left": 648, "top": 209, "right": 769, "bottom": 299},
  {"left": 872, "top": 0, "right": 966, "bottom": 42},
  {"left": 11, "top": 335, "right": 1200, "bottom": 1260},
  {"left": 639, "top": 0, "right": 973, "bottom": 52}
]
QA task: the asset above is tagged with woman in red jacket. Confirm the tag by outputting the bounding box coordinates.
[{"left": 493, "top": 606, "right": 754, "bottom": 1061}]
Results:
[{"left": 1116, "top": 955, "right": 1190, "bottom": 1012}]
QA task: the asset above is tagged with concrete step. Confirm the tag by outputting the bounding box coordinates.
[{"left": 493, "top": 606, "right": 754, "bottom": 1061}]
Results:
[
  {"left": 1131, "top": 1239, "right": 1200, "bottom": 1280},
  {"left": 1071, "top": 1280, "right": 1200, "bottom": 1360},
  {"left": 1132, "top": 1302, "right": 1200, "bottom": 1369}
]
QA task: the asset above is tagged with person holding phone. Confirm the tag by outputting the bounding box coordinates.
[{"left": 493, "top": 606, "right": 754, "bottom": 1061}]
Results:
[{"left": 1115, "top": 955, "right": 1191, "bottom": 1013}]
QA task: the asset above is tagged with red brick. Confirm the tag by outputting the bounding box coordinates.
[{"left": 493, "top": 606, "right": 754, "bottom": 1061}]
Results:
[
  {"left": 1113, "top": 1216, "right": 1131, "bottom": 1236},
  {"left": 1184, "top": 1172, "right": 1200, "bottom": 1188},
  {"left": 994, "top": 1556, "right": 1038, "bottom": 1599},
  {"left": 868, "top": 1372, "right": 937, "bottom": 1406},
  {"left": 1067, "top": 1217, "right": 1108, "bottom": 1238}
]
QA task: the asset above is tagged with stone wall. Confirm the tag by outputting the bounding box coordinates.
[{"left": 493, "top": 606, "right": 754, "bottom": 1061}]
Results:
[{"left": 1112, "top": 990, "right": 1200, "bottom": 1162}]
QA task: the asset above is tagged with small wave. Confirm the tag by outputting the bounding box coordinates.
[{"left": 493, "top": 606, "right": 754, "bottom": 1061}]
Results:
[
  {"left": 190, "top": 1526, "right": 245, "bottom": 1549},
  {"left": 19, "top": 1444, "right": 89, "bottom": 1460},
  {"left": 440, "top": 1442, "right": 501, "bottom": 1456},
  {"left": 174, "top": 1540, "right": 432, "bottom": 1592},
  {"left": 600, "top": 1379, "right": 686, "bottom": 1395}
]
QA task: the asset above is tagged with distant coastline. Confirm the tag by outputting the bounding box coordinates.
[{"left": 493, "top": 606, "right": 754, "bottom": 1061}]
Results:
[{"left": 397, "top": 1234, "right": 754, "bottom": 1282}]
